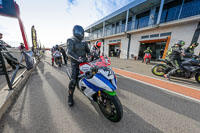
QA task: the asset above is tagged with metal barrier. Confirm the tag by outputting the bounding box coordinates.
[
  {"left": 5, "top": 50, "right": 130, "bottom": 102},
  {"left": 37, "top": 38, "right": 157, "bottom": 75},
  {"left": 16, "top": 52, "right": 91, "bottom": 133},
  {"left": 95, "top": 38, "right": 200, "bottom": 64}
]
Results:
[{"left": 0, "top": 50, "right": 28, "bottom": 90}]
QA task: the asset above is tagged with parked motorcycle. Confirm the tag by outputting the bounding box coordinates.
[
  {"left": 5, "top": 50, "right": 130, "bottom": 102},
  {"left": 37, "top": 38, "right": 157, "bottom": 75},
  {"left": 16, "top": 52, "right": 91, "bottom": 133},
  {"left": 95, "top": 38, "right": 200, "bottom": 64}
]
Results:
[
  {"left": 52, "top": 51, "right": 62, "bottom": 67},
  {"left": 66, "top": 56, "right": 123, "bottom": 122},
  {"left": 152, "top": 57, "right": 200, "bottom": 83},
  {"left": 143, "top": 53, "right": 151, "bottom": 64}
]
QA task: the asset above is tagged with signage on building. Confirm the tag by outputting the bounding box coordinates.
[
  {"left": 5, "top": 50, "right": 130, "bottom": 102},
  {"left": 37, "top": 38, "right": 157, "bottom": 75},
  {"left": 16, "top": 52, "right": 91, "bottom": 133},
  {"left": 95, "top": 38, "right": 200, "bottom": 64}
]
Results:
[
  {"left": 109, "top": 39, "right": 121, "bottom": 43},
  {"left": 0, "top": 0, "right": 17, "bottom": 17}
]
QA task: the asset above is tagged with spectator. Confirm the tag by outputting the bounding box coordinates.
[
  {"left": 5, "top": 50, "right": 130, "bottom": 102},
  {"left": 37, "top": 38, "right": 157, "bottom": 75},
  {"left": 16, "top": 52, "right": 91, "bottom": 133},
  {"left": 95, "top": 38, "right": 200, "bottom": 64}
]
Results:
[
  {"left": 160, "top": 49, "right": 164, "bottom": 59},
  {"left": 59, "top": 46, "right": 67, "bottom": 64},
  {"left": 117, "top": 49, "right": 121, "bottom": 58}
]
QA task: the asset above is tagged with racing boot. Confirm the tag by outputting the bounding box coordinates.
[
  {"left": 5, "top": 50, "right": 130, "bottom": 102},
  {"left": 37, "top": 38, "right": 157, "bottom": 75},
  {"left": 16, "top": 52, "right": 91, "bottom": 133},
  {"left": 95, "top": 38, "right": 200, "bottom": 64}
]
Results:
[
  {"left": 68, "top": 93, "right": 74, "bottom": 107},
  {"left": 164, "top": 74, "right": 170, "bottom": 81},
  {"left": 68, "top": 89, "right": 74, "bottom": 107}
]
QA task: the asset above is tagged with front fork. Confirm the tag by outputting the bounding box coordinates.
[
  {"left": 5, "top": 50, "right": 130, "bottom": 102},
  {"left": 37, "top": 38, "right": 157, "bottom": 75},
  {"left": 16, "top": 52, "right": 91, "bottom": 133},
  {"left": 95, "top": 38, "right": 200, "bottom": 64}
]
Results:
[{"left": 97, "top": 90, "right": 116, "bottom": 103}]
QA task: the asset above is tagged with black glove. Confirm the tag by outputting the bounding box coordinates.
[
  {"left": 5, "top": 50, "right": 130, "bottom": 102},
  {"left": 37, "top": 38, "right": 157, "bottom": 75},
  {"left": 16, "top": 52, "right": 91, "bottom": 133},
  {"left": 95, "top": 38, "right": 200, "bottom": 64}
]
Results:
[{"left": 82, "top": 57, "right": 88, "bottom": 62}]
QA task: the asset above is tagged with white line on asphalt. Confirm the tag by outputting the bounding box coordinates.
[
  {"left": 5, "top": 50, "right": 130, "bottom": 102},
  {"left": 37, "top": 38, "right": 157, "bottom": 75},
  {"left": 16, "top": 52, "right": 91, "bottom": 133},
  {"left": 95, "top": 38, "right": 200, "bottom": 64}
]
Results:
[
  {"left": 116, "top": 73, "right": 200, "bottom": 104},
  {"left": 113, "top": 67, "right": 200, "bottom": 91}
]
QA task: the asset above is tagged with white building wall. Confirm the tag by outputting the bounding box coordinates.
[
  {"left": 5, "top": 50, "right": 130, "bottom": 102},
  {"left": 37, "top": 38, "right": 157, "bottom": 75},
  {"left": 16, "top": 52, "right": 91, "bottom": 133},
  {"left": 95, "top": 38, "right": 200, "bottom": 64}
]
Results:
[
  {"left": 129, "top": 21, "right": 200, "bottom": 58},
  {"left": 104, "top": 35, "right": 128, "bottom": 59},
  {"left": 89, "top": 21, "right": 200, "bottom": 59}
]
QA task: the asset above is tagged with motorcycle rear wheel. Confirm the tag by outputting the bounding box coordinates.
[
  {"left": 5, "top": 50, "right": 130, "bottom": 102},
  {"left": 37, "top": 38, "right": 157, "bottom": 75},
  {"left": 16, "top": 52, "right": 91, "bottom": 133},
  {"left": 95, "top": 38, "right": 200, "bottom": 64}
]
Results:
[
  {"left": 58, "top": 62, "right": 61, "bottom": 67},
  {"left": 195, "top": 73, "right": 200, "bottom": 84},
  {"left": 98, "top": 94, "right": 123, "bottom": 122},
  {"left": 146, "top": 58, "right": 150, "bottom": 64},
  {"left": 152, "top": 64, "right": 167, "bottom": 76}
]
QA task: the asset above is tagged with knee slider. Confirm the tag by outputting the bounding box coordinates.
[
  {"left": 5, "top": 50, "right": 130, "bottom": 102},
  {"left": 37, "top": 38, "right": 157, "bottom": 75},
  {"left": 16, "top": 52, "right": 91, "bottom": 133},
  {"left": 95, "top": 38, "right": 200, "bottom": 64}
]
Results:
[{"left": 69, "top": 79, "right": 76, "bottom": 88}]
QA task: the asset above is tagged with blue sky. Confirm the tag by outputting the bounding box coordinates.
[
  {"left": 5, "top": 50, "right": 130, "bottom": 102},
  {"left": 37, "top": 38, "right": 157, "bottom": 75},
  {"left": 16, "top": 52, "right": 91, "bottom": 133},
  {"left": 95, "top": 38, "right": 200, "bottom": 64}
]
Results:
[{"left": 0, "top": 0, "right": 133, "bottom": 47}]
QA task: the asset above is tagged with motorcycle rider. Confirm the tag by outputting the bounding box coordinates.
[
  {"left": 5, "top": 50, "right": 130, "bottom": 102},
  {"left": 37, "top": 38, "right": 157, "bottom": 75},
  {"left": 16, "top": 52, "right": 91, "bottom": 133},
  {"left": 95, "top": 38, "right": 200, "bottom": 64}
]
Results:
[
  {"left": 0, "top": 33, "right": 18, "bottom": 70},
  {"left": 91, "top": 40, "right": 102, "bottom": 60},
  {"left": 164, "top": 40, "right": 185, "bottom": 80},
  {"left": 144, "top": 47, "right": 152, "bottom": 54},
  {"left": 67, "top": 25, "right": 91, "bottom": 106},
  {"left": 53, "top": 44, "right": 63, "bottom": 64},
  {"left": 55, "top": 44, "right": 60, "bottom": 51},
  {"left": 184, "top": 42, "right": 199, "bottom": 58},
  {"left": 142, "top": 47, "right": 152, "bottom": 62}
]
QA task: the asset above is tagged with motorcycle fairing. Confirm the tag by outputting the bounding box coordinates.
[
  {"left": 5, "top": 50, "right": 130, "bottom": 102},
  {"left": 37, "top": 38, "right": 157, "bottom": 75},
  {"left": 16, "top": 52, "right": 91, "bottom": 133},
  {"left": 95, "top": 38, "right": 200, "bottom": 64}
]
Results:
[{"left": 82, "top": 73, "right": 116, "bottom": 93}]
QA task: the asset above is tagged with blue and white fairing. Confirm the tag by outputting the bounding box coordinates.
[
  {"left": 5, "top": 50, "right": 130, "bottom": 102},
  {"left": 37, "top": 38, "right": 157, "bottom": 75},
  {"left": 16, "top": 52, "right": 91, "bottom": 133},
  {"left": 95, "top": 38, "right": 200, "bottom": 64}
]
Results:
[{"left": 79, "top": 68, "right": 117, "bottom": 99}]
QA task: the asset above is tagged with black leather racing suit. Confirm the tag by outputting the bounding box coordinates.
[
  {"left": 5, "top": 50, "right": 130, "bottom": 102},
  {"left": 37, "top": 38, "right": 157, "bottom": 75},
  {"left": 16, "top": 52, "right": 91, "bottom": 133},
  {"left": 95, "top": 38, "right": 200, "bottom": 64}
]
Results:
[
  {"left": 67, "top": 37, "right": 91, "bottom": 94},
  {"left": 0, "top": 41, "right": 18, "bottom": 70},
  {"left": 167, "top": 46, "right": 183, "bottom": 76}
]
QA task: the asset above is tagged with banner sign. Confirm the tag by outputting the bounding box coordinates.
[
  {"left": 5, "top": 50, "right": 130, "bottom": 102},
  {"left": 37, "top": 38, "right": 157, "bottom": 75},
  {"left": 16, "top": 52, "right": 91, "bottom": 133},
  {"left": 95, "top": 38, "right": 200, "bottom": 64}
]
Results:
[
  {"left": 0, "top": 0, "right": 17, "bottom": 17},
  {"left": 31, "top": 26, "right": 38, "bottom": 51}
]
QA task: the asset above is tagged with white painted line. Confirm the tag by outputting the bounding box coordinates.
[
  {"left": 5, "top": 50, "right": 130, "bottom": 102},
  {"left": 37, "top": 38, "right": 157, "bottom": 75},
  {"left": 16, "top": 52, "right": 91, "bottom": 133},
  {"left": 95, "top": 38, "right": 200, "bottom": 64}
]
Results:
[{"left": 116, "top": 72, "right": 200, "bottom": 104}]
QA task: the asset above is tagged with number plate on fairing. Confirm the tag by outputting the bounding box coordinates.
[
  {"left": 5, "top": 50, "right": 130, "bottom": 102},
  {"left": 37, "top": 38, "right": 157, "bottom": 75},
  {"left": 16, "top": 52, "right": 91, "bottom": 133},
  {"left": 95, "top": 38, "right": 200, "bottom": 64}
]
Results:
[{"left": 80, "top": 63, "right": 91, "bottom": 74}]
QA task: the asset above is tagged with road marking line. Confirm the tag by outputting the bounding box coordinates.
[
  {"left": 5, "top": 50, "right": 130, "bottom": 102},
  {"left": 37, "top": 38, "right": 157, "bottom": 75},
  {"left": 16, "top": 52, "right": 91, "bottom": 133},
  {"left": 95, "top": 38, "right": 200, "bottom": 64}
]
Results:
[{"left": 113, "top": 67, "right": 200, "bottom": 103}]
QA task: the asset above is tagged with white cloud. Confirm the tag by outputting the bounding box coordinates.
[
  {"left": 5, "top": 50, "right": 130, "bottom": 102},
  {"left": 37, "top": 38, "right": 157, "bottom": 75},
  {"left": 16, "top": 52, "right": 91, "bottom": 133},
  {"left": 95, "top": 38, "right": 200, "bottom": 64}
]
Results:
[
  {"left": 0, "top": 0, "right": 133, "bottom": 48},
  {"left": 92, "top": 0, "right": 134, "bottom": 19}
]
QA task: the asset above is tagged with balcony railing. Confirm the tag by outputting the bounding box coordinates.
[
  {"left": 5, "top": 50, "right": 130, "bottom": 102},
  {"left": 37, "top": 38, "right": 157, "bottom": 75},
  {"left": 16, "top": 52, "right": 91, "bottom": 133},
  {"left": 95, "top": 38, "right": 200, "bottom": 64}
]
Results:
[
  {"left": 104, "top": 24, "right": 125, "bottom": 37},
  {"left": 88, "top": 0, "right": 200, "bottom": 40},
  {"left": 158, "top": 0, "right": 200, "bottom": 24},
  {"left": 180, "top": 0, "right": 200, "bottom": 19}
]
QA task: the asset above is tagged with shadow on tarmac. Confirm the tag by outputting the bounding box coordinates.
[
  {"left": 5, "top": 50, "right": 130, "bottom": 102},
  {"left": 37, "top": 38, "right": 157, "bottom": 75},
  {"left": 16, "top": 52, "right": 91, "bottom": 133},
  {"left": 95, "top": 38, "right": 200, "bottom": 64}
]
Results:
[
  {"left": 69, "top": 96, "right": 163, "bottom": 133},
  {"left": 0, "top": 68, "right": 58, "bottom": 133},
  {"left": 117, "top": 75, "right": 200, "bottom": 123},
  {"left": 43, "top": 69, "right": 163, "bottom": 133}
]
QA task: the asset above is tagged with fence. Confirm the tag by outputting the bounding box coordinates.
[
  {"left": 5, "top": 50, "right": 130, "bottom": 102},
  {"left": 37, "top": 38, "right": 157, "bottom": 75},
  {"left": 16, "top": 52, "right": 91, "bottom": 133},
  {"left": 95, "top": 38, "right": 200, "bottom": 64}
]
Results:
[{"left": 0, "top": 50, "right": 34, "bottom": 90}]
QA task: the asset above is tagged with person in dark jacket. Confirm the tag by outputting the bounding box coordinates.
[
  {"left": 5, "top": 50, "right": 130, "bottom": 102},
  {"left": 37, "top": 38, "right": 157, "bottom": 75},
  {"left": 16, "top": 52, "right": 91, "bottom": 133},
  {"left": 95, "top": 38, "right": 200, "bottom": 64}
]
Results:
[
  {"left": 59, "top": 46, "right": 67, "bottom": 64},
  {"left": 164, "top": 40, "right": 185, "bottom": 80},
  {"left": 67, "top": 25, "right": 91, "bottom": 106}
]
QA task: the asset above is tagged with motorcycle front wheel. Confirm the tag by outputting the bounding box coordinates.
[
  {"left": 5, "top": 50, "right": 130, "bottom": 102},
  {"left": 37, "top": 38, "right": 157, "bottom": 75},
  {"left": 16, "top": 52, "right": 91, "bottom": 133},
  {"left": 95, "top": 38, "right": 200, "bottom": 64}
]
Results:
[
  {"left": 98, "top": 94, "right": 123, "bottom": 122},
  {"left": 152, "top": 64, "right": 167, "bottom": 76},
  {"left": 195, "top": 73, "right": 200, "bottom": 84}
]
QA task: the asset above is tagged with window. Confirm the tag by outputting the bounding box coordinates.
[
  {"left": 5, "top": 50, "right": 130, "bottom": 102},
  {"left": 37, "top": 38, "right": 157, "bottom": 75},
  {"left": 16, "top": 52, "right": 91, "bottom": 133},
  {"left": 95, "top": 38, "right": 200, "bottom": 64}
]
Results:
[
  {"left": 135, "top": 10, "right": 150, "bottom": 29},
  {"left": 160, "top": 1, "right": 182, "bottom": 23},
  {"left": 150, "top": 34, "right": 159, "bottom": 38},
  {"left": 128, "top": 17, "right": 132, "bottom": 22},
  {"left": 180, "top": 0, "right": 200, "bottom": 19},
  {"left": 160, "top": 32, "right": 172, "bottom": 37},
  {"left": 141, "top": 35, "right": 149, "bottom": 39},
  {"left": 122, "top": 19, "right": 126, "bottom": 24}
]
